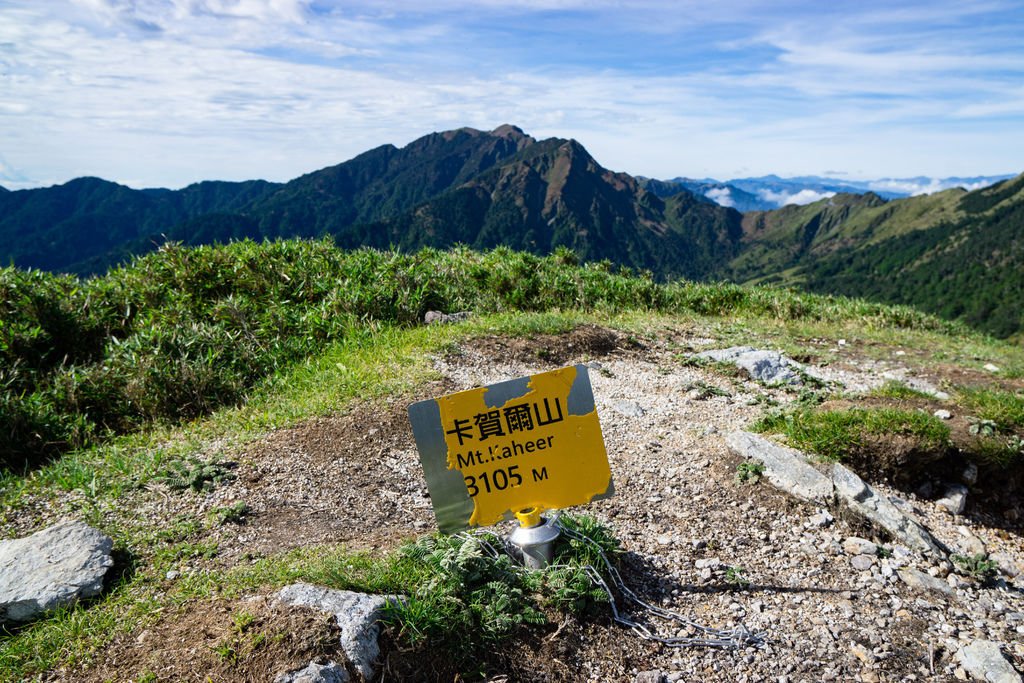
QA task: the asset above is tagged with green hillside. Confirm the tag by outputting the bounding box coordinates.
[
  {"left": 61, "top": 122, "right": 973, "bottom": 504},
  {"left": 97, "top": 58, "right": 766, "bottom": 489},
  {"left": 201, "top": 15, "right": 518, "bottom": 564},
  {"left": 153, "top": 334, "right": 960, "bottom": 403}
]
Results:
[
  {"left": 727, "top": 174, "right": 1024, "bottom": 337},
  {"left": 1, "top": 239, "right": 964, "bottom": 472},
  {"left": 799, "top": 174, "right": 1024, "bottom": 337}
]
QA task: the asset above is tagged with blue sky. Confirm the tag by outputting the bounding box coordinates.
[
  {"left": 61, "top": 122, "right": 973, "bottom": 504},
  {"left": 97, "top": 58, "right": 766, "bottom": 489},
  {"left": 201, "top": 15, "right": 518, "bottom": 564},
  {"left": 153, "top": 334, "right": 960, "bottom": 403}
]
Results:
[{"left": 1, "top": 0, "right": 1023, "bottom": 190}]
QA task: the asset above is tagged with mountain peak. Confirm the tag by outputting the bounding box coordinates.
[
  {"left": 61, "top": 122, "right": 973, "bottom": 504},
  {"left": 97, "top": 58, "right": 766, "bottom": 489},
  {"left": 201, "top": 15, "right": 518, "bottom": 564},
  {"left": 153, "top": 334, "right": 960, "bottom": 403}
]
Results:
[{"left": 490, "top": 124, "right": 528, "bottom": 140}]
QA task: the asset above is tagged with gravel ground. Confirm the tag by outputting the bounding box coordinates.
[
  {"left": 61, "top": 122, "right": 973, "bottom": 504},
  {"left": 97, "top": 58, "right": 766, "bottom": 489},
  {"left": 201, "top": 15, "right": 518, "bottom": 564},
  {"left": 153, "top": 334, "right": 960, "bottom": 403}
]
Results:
[{"left": 5, "top": 322, "right": 1023, "bottom": 682}]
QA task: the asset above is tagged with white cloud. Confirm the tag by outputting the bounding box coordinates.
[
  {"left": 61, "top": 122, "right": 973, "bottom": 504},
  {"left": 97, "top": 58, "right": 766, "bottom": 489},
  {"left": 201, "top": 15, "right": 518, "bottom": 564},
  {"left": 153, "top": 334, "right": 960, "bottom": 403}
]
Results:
[
  {"left": 758, "top": 189, "right": 836, "bottom": 207},
  {"left": 704, "top": 187, "right": 734, "bottom": 208},
  {"left": 1, "top": 1, "right": 1023, "bottom": 188},
  {"left": 867, "top": 177, "right": 1003, "bottom": 196}
]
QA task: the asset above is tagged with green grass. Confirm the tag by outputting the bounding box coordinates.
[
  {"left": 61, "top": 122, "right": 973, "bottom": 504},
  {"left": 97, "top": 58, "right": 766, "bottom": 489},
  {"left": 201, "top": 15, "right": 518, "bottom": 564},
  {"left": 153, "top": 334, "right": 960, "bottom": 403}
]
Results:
[
  {"left": 2, "top": 240, "right": 985, "bottom": 472},
  {"left": 870, "top": 380, "right": 937, "bottom": 401},
  {"left": 752, "top": 407, "right": 951, "bottom": 462},
  {"left": 957, "top": 386, "right": 1024, "bottom": 432}
]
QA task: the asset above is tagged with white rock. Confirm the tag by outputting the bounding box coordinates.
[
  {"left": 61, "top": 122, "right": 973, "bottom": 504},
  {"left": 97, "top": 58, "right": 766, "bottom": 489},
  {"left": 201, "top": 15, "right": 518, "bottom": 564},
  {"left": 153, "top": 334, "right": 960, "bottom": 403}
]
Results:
[
  {"left": 612, "top": 400, "right": 647, "bottom": 418},
  {"left": 956, "top": 526, "right": 986, "bottom": 557},
  {"left": 726, "top": 432, "right": 943, "bottom": 555},
  {"left": 696, "top": 347, "right": 803, "bottom": 385},
  {"left": 983, "top": 363, "right": 1001, "bottom": 373},
  {"left": 0, "top": 520, "right": 114, "bottom": 624},
  {"left": 957, "top": 640, "right": 1022, "bottom": 683},
  {"left": 934, "top": 409, "right": 953, "bottom": 420}
]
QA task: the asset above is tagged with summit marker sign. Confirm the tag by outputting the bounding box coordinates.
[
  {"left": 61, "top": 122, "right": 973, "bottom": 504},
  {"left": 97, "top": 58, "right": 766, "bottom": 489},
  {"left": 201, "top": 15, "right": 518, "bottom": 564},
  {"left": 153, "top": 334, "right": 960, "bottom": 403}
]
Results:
[{"left": 408, "top": 365, "right": 613, "bottom": 533}]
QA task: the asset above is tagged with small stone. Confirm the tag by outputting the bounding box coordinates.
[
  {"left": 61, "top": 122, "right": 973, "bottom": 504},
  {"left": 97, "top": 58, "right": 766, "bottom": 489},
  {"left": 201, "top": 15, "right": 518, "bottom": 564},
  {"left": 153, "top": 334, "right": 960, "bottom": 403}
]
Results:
[
  {"left": 851, "top": 555, "right": 876, "bottom": 571},
  {"left": 962, "top": 462, "right": 979, "bottom": 485},
  {"left": 808, "top": 510, "right": 834, "bottom": 528},
  {"left": 934, "top": 409, "right": 952, "bottom": 420},
  {"left": 898, "top": 568, "right": 955, "bottom": 597},
  {"left": 657, "top": 535, "right": 671, "bottom": 546},
  {"left": 274, "top": 661, "right": 349, "bottom": 683},
  {"left": 694, "top": 557, "right": 722, "bottom": 570},
  {"left": 612, "top": 400, "right": 647, "bottom": 418},
  {"left": 947, "top": 574, "right": 972, "bottom": 590},
  {"left": 983, "top": 363, "right": 1001, "bottom": 373},
  {"left": 634, "top": 671, "right": 665, "bottom": 683},
  {"left": 843, "top": 537, "right": 878, "bottom": 556},
  {"left": 165, "top": 570, "right": 180, "bottom": 581},
  {"left": 936, "top": 484, "right": 968, "bottom": 515}
]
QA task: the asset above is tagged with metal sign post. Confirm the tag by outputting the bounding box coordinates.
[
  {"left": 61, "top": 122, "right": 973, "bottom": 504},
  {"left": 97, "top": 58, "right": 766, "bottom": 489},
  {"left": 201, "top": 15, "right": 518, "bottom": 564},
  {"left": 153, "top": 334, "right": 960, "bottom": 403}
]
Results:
[{"left": 408, "top": 364, "right": 614, "bottom": 544}]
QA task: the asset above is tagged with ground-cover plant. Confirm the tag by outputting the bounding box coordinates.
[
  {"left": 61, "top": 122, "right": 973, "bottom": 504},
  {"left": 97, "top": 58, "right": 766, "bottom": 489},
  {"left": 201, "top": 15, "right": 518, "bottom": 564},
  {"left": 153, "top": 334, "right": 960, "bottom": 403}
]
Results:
[
  {"left": 735, "top": 460, "right": 766, "bottom": 484},
  {"left": 382, "top": 514, "right": 619, "bottom": 672},
  {"left": 752, "top": 407, "right": 951, "bottom": 463},
  {"left": 951, "top": 553, "right": 999, "bottom": 583}
]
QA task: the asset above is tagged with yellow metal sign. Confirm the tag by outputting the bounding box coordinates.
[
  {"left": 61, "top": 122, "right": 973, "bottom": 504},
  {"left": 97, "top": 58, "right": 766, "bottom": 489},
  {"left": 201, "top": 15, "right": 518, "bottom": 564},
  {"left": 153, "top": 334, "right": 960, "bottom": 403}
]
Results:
[{"left": 408, "top": 365, "right": 613, "bottom": 533}]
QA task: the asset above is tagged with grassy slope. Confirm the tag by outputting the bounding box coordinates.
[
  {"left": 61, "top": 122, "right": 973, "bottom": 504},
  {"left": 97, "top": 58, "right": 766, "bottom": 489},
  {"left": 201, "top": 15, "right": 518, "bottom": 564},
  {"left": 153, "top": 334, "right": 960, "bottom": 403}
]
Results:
[{"left": 2, "top": 241, "right": 1023, "bottom": 679}]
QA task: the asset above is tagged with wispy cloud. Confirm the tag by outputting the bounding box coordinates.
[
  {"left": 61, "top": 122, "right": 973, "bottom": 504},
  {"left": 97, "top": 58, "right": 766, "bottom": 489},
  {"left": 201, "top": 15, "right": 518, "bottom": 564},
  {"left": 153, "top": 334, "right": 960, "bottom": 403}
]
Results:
[{"left": 1, "top": 1, "right": 1022, "bottom": 188}]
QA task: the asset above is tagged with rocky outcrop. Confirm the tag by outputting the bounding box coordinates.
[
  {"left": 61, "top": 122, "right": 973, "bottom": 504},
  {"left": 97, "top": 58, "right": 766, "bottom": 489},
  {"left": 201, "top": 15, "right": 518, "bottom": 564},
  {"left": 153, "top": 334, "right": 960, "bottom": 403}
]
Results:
[
  {"left": 275, "top": 583, "right": 401, "bottom": 682},
  {"left": 726, "top": 431, "right": 944, "bottom": 556},
  {"left": 0, "top": 520, "right": 114, "bottom": 624}
]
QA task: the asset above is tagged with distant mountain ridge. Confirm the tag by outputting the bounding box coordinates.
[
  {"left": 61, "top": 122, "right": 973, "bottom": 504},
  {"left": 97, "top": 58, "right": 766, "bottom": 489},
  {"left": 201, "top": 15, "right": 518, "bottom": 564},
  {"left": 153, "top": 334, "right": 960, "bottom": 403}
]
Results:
[
  {"left": 1, "top": 125, "right": 1021, "bottom": 337},
  {"left": 644, "top": 173, "right": 1014, "bottom": 212}
]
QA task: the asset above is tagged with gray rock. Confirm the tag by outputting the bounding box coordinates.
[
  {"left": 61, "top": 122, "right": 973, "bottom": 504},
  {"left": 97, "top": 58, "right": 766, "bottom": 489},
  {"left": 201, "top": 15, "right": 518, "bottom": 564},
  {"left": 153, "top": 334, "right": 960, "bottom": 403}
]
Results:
[
  {"left": 0, "top": 520, "right": 114, "bottom": 624},
  {"left": 843, "top": 537, "right": 878, "bottom": 556},
  {"left": 726, "top": 432, "right": 943, "bottom": 556},
  {"left": 807, "top": 510, "right": 834, "bottom": 528},
  {"left": 277, "top": 583, "right": 400, "bottom": 682},
  {"left": 725, "top": 432, "right": 833, "bottom": 502},
  {"left": 424, "top": 310, "right": 472, "bottom": 325},
  {"left": 956, "top": 640, "right": 1022, "bottom": 683},
  {"left": 697, "top": 347, "right": 803, "bottom": 385},
  {"left": 611, "top": 399, "right": 647, "bottom": 418},
  {"left": 634, "top": 671, "right": 666, "bottom": 683},
  {"left": 934, "top": 409, "right": 953, "bottom": 420},
  {"left": 937, "top": 484, "right": 969, "bottom": 515},
  {"left": 829, "top": 462, "right": 943, "bottom": 555},
  {"left": 962, "top": 462, "right": 979, "bottom": 486},
  {"left": 274, "top": 661, "right": 350, "bottom": 683},
  {"left": 990, "top": 552, "right": 1023, "bottom": 579},
  {"left": 898, "top": 568, "right": 955, "bottom": 597},
  {"left": 957, "top": 525, "right": 987, "bottom": 557},
  {"left": 851, "top": 554, "right": 876, "bottom": 571}
]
